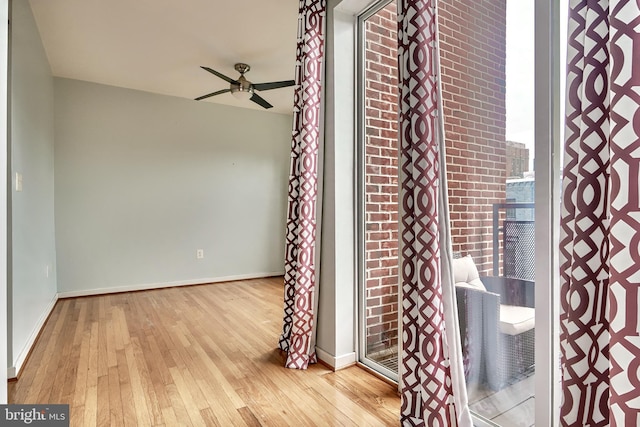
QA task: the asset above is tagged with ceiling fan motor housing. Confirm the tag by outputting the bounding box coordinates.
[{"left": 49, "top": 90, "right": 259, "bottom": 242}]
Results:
[{"left": 232, "top": 75, "right": 253, "bottom": 95}]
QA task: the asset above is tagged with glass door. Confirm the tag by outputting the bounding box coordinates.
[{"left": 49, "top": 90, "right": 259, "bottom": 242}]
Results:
[
  {"left": 357, "top": 0, "right": 401, "bottom": 382},
  {"left": 355, "top": 0, "right": 564, "bottom": 424}
]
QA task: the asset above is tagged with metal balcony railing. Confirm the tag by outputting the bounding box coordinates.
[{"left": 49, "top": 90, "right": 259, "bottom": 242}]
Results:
[{"left": 492, "top": 203, "right": 535, "bottom": 280}]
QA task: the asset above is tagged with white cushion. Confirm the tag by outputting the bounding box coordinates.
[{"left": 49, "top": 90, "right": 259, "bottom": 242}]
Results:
[
  {"left": 452, "top": 255, "right": 486, "bottom": 291},
  {"left": 499, "top": 304, "right": 535, "bottom": 335}
]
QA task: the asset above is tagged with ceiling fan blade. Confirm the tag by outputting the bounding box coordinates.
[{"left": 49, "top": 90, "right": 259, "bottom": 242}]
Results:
[
  {"left": 253, "top": 80, "right": 295, "bottom": 91},
  {"left": 250, "top": 93, "right": 273, "bottom": 109},
  {"left": 194, "top": 88, "right": 230, "bottom": 101},
  {"left": 200, "top": 66, "right": 237, "bottom": 84}
]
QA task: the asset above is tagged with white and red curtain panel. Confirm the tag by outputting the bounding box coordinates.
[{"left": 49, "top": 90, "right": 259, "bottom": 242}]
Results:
[
  {"left": 278, "top": 0, "right": 326, "bottom": 370},
  {"left": 397, "top": 0, "right": 471, "bottom": 425},
  {"left": 560, "top": 0, "right": 640, "bottom": 425}
]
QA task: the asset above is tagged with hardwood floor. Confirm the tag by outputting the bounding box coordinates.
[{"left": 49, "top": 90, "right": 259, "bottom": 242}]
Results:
[{"left": 9, "top": 277, "right": 400, "bottom": 426}]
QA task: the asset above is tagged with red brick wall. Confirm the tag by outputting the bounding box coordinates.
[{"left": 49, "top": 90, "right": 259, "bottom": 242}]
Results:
[
  {"left": 363, "top": 0, "right": 507, "bottom": 357},
  {"left": 363, "top": 3, "right": 399, "bottom": 356},
  {"left": 439, "top": 0, "right": 507, "bottom": 273}
]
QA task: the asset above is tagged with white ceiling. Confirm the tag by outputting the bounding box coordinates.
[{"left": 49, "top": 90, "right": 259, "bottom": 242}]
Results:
[{"left": 27, "top": 0, "right": 300, "bottom": 115}]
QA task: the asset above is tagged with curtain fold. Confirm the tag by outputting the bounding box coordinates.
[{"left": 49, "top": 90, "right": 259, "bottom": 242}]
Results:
[
  {"left": 278, "top": 0, "right": 327, "bottom": 370},
  {"left": 560, "top": 0, "right": 640, "bottom": 425},
  {"left": 397, "top": 0, "right": 472, "bottom": 425}
]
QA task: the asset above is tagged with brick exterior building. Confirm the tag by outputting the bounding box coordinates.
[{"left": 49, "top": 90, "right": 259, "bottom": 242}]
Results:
[
  {"left": 363, "top": 0, "right": 507, "bottom": 356},
  {"left": 506, "top": 140, "right": 530, "bottom": 178}
]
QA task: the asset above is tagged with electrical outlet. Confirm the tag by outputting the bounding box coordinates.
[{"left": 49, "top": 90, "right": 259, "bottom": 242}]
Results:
[
  {"left": 45, "top": 265, "right": 50, "bottom": 278},
  {"left": 196, "top": 249, "right": 204, "bottom": 259}
]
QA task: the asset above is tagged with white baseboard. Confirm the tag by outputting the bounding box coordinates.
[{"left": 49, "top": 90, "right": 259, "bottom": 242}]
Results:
[
  {"left": 316, "top": 347, "right": 357, "bottom": 371},
  {"left": 56, "top": 272, "right": 284, "bottom": 299},
  {"left": 9, "top": 294, "right": 59, "bottom": 379}
]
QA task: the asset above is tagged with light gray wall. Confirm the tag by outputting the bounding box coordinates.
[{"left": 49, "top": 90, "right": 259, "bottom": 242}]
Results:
[
  {"left": 0, "top": 0, "right": 9, "bottom": 401},
  {"left": 54, "top": 78, "right": 291, "bottom": 294},
  {"left": 10, "top": 0, "right": 58, "bottom": 371}
]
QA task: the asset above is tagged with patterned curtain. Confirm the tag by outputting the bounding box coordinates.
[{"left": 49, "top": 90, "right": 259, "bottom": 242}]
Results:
[
  {"left": 278, "top": 0, "right": 326, "bottom": 370},
  {"left": 560, "top": 0, "right": 640, "bottom": 425},
  {"left": 397, "top": 0, "right": 472, "bottom": 425}
]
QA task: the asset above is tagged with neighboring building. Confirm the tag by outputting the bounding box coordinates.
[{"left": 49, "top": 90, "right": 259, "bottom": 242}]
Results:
[
  {"left": 506, "top": 176, "right": 535, "bottom": 221},
  {"left": 506, "top": 141, "right": 530, "bottom": 178}
]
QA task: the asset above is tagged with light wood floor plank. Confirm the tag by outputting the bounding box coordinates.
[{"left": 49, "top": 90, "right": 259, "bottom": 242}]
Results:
[
  {"left": 72, "top": 330, "right": 90, "bottom": 409},
  {"left": 130, "top": 335, "right": 165, "bottom": 426},
  {"left": 96, "top": 374, "right": 109, "bottom": 427},
  {"left": 123, "top": 338, "right": 153, "bottom": 426},
  {"left": 116, "top": 349, "right": 137, "bottom": 427},
  {"left": 160, "top": 406, "right": 180, "bottom": 427},
  {"left": 168, "top": 366, "right": 207, "bottom": 426},
  {"left": 83, "top": 384, "right": 97, "bottom": 427},
  {"left": 9, "top": 277, "right": 400, "bottom": 426},
  {"left": 164, "top": 381, "right": 194, "bottom": 427},
  {"left": 107, "top": 366, "right": 123, "bottom": 426}
]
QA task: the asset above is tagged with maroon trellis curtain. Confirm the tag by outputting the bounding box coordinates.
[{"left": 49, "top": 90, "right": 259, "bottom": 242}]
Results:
[
  {"left": 397, "top": 0, "right": 471, "bottom": 425},
  {"left": 560, "top": 0, "right": 640, "bottom": 425},
  {"left": 278, "top": 0, "right": 326, "bottom": 370}
]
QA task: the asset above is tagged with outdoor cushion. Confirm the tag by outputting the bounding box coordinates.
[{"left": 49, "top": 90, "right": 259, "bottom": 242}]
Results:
[
  {"left": 499, "top": 304, "right": 535, "bottom": 335},
  {"left": 452, "top": 255, "right": 486, "bottom": 291}
]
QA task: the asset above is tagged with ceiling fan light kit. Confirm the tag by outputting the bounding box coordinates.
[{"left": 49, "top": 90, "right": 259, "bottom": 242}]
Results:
[
  {"left": 231, "top": 89, "right": 253, "bottom": 100},
  {"left": 230, "top": 71, "right": 254, "bottom": 100},
  {"left": 195, "top": 62, "right": 295, "bottom": 109}
]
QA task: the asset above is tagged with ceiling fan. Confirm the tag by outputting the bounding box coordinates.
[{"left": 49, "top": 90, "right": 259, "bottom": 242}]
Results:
[{"left": 195, "top": 63, "right": 295, "bottom": 109}]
